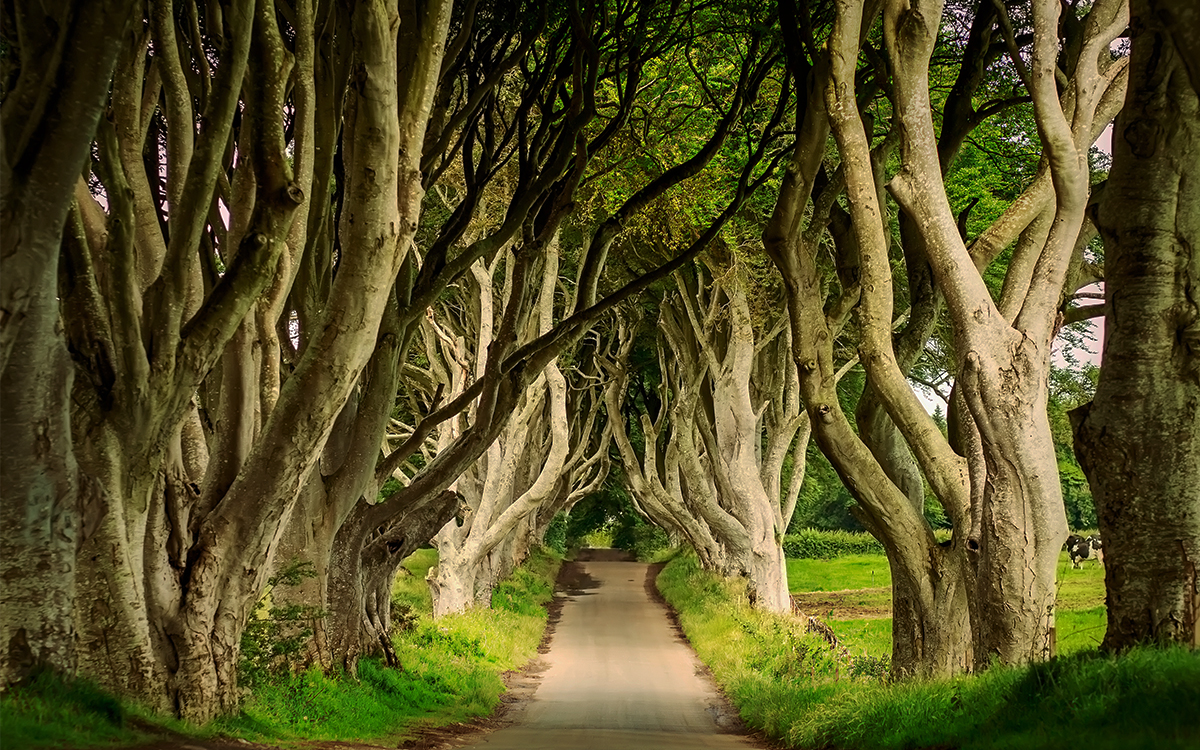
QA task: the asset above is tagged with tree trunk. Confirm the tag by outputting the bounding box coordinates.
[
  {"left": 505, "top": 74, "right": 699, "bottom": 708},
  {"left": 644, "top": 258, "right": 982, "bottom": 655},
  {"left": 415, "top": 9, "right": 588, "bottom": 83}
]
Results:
[
  {"left": 0, "top": 0, "right": 134, "bottom": 687},
  {"left": 327, "top": 489, "right": 458, "bottom": 672},
  {"left": 963, "top": 348, "right": 1069, "bottom": 666},
  {"left": 0, "top": 299, "right": 79, "bottom": 687},
  {"left": 428, "top": 541, "right": 477, "bottom": 618},
  {"left": 72, "top": 436, "right": 168, "bottom": 713},
  {"left": 1072, "top": 1, "right": 1200, "bottom": 650},
  {"left": 889, "top": 546, "right": 973, "bottom": 676}
]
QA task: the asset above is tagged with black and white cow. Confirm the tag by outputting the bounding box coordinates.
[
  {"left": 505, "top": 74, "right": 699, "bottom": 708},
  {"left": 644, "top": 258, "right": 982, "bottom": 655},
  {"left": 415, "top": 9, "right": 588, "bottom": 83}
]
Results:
[{"left": 1065, "top": 533, "right": 1103, "bottom": 569}]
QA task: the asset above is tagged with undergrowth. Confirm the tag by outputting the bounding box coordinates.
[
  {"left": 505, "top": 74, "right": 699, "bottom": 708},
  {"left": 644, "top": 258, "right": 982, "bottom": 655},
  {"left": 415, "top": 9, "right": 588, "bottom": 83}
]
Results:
[{"left": 658, "top": 552, "right": 1200, "bottom": 750}]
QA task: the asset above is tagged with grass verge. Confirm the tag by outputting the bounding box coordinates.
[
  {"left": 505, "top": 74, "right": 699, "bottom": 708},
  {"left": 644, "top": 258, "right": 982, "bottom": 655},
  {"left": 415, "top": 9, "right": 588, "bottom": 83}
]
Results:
[
  {"left": 1, "top": 547, "right": 561, "bottom": 748},
  {"left": 659, "top": 552, "right": 1200, "bottom": 750}
]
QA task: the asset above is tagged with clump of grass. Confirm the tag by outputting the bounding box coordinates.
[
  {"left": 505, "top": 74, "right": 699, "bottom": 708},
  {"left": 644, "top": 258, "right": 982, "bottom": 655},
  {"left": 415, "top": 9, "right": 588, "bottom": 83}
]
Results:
[{"left": 658, "top": 552, "right": 1200, "bottom": 750}]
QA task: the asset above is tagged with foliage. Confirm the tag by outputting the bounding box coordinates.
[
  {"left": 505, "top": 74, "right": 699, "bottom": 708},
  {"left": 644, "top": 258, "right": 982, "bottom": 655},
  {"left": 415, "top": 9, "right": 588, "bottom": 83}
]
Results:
[
  {"left": 238, "top": 561, "right": 328, "bottom": 691},
  {"left": 782, "top": 529, "right": 955, "bottom": 559},
  {"left": 655, "top": 554, "right": 851, "bottom": 693},
  {"left": 612, "top": 513, "right": 672, "bottom": 560},
  {"left": 783, "top": 529, "right": 886, "bottom": 558},
  {"left": 491, "top": 549, "right": 559, "bottom": 616},
  {"left": 542, "top": 512, "right": 568, "bottom": 555},
  {"left": 1048, "top": 367, "right": 1100, "bottom": 531},
  {"left": 565, "top": 471, "right": 670, "bottom": 559},
  {"left": 564, "top": 472, "right": 631, "bottom": 548},
  {"left": 657, "top": 555, "right": 1200, "bottom": 750},
  {"left": 789, "top": 445, "right": 867, "bottom": 533}
]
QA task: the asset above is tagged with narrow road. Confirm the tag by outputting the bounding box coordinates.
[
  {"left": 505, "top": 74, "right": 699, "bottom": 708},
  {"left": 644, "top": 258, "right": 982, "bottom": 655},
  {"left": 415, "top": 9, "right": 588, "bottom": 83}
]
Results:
[{"left": 460, "top": 557, "right": 761, "bottom": 750}]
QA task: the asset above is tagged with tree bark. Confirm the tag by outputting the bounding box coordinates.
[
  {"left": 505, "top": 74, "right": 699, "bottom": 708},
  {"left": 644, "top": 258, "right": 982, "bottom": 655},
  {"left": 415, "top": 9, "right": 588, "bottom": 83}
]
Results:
[
  {"left": 1072, "top": 0, "right": 1200, "bottom": 650},
  {"left": 0, "top": 0, "right": 134, "bottom": 688}
]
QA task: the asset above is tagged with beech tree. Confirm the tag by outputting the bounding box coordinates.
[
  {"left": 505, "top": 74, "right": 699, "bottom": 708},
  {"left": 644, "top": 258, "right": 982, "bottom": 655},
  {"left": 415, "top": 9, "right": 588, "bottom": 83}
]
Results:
[
  {"left": 1072, "top": 0, "right": 1199, "bottom": 650},
  {"left": 764, "top": 0, "right": 1128, "bottom": 675},
  {"left": 427, "top": 248, "right": 577, "bottom": 616},
  {"left": 0, "top": 0, "right": 136, "bottom": 689},
  {"left": 606, "top": 263, "right": 811, "bottom": 611},
  {"left": 25, "top": 0, "right": 457, "bottom": 722}
]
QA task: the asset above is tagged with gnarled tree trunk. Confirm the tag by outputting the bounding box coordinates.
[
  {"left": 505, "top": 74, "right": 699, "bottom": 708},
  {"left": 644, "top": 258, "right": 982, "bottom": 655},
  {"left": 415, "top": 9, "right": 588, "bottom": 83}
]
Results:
[{"left": 1073, "top": 0, "right": 1200, "bottom": 650}]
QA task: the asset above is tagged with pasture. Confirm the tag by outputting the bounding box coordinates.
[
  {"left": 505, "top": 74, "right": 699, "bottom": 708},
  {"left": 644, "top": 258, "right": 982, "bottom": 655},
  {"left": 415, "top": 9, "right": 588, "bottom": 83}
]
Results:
[{"left": 788, "top": 552, "right": 1108, "bottom": 658}]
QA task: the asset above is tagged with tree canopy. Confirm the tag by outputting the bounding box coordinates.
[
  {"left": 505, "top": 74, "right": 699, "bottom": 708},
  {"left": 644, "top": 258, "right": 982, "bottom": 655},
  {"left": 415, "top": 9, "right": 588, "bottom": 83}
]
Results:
[{"left": 1, "top": 0, "right": 1196, "bottom": 723}]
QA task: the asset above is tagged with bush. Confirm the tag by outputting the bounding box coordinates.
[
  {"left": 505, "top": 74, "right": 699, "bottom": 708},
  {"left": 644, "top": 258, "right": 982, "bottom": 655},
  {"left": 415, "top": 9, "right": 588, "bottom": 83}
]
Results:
[
  {"left": 543, "top": 511, "right": 568, "bottom": 555},
  {"left": 613, "top": 515, "right": 670, "bottom": 560},
  {"left": 783, "top": 529, "right": 885, "bottom": 558},
  {"left": 783, "top": 528, "right": 952, "bottom": 559},
  {"left": 239, "top": 560, "right": 327, "bottom": 690}
]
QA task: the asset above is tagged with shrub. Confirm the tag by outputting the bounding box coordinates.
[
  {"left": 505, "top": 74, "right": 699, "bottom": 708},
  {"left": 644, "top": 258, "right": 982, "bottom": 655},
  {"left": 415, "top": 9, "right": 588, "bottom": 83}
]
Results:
[
  {"left": 239, "top": 560, "right": 327, "bottom": 690},
  {"left": 543, "top": 511, "right": 568, "bottom": 554},
  {"left": 783, "top": 528, "right": 952, "bottom": 559},
  {"left": 783, "top": 529, "right": 885, "bottom": 558}
]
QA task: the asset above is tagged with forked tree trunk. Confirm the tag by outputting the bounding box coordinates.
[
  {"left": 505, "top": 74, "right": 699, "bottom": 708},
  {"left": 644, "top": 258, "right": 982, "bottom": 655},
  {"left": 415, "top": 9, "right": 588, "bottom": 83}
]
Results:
[
  {"left": 1073, "top": 2, "right": 1200, "bottom": 650},
  {"left": 765, "top": 11, "right": 974, "bottom": 674},
  {"left": 889, "top": 547, "right": 972, "bottom": 675},
  {"left": 73, "top": 434, "right": 172, "bottom": 713},
  {"left": 326, "top": 489, "right": 458, "bottom": 672}
]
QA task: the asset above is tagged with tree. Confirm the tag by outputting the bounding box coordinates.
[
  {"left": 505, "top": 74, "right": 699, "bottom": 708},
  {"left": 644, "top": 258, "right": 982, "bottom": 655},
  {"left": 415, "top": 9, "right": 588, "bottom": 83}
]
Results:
[
  {"left": 0, "top": 0, "right": 136, "bottom": 688},
  {"left": 1072, "top": 0, "right": 1200, "bottom": 650},
  {"left": 662, "top": 263, "right": 811, "bottom": 611},
  {"left": 764, "top": 0, "right": 1127, "bottom": 676},
  {"left": 48, "top": 0, "right": 455, "bottom": 721}
]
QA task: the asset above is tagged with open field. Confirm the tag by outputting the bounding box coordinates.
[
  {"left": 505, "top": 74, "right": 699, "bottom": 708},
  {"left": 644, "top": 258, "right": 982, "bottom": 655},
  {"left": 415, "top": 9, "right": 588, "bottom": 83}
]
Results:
[{"left": 788, "top": 551, "right": 1108, "bottom": 657}]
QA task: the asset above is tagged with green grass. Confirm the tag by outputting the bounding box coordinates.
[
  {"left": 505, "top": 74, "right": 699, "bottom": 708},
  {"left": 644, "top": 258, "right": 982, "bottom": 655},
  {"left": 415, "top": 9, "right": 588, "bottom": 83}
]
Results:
[
  {"left": 788, "top": 551, "right": 1108, "bottom": 660},
  {"left": 0, "top": 669, "right": 160, "bottom": 749},
  {"left": 825, "top": 607, "right": 1107, "bottom": 662},
  {"left": 216, "top": 547, "right": 558, "bottom": 743},
  {"left": 660, "top": 552, "right": 1200, "bottom": 750},
  {"left": 828, "top": 618, "right": 893, "bottom": 657},
  {"left": 788, "top": 551, "right": 1105, "bottom": 598},
  {"left": 788, "top": 554, "right": 893, "bottom": 592},
  {"left": 2, "top": 547, "right": 561, "bottom": 749}
]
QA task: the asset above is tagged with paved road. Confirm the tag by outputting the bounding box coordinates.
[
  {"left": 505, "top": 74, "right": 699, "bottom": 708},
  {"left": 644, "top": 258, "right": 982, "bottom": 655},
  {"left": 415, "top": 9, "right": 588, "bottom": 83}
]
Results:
[{"left": 460, "top": 559, "right": 759, "bottom": 750}]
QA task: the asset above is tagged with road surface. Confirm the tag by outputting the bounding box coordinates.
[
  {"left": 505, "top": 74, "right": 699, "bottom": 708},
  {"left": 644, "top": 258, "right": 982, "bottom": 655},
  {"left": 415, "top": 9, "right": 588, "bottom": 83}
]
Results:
[{"left": 459, "top": 558, "right": 761, "bottom": 750}]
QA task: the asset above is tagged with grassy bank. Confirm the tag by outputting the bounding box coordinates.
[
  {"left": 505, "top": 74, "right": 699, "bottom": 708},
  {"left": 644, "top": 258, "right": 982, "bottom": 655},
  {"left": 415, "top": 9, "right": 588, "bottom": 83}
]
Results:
[
  {"left": 1, "top": 548, "right": 560, "bottom": 748},
  {"left": 659, "top": 552, "right": 1200, "bottom": 750}
]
